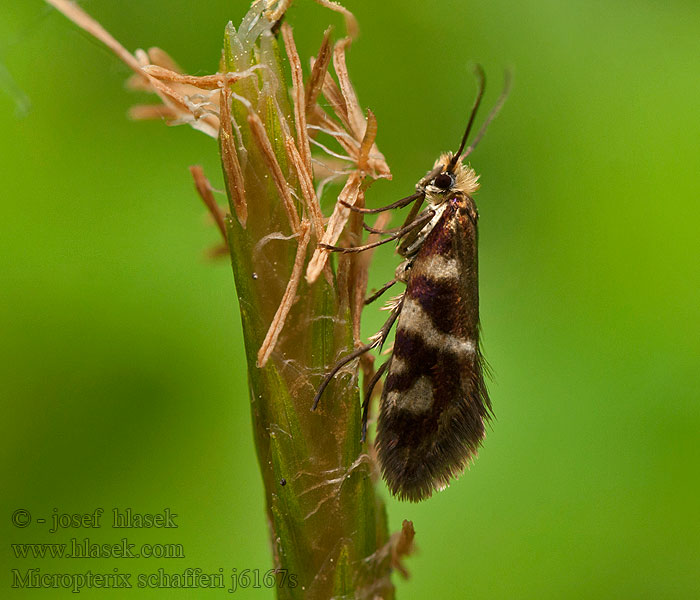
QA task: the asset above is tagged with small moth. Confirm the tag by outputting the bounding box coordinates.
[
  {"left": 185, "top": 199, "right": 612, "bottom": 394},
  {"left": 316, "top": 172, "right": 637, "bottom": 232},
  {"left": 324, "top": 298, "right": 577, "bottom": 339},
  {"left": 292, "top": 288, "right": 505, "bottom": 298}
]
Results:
[{"left": 313, "top": 67, "right": 510, "bottom": 501}]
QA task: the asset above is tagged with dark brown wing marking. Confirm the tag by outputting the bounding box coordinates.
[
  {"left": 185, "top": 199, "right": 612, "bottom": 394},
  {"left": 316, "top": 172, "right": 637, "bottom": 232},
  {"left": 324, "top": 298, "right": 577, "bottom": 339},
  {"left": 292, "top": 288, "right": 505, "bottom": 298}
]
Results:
[{"left": 376, "top": 193, "right": 491, "bottom": 502}]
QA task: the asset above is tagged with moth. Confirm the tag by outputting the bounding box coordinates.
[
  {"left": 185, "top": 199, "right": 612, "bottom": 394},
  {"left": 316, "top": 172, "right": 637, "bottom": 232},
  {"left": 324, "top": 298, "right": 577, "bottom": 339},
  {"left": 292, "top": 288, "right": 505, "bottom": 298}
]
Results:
[{"left": 313, "top": 67, "right": 510, "bottom": 502}]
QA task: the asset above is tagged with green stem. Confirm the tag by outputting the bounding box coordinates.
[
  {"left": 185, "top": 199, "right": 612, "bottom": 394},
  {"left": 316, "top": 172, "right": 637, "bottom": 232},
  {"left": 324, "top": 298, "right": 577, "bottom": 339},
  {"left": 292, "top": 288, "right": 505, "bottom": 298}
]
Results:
[{"left": 220, "top": 10, "right": 394, "bottom": 599}]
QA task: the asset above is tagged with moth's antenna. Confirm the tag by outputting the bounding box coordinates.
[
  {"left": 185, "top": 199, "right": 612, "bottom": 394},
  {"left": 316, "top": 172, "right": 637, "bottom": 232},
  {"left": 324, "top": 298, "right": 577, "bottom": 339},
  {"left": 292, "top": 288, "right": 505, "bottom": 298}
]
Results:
[
  {"left": 461, "top": 69, "right": 512, "bottom": 160},
  {"left": 447, "top": 64, "right": 486, "bottom": 172}
]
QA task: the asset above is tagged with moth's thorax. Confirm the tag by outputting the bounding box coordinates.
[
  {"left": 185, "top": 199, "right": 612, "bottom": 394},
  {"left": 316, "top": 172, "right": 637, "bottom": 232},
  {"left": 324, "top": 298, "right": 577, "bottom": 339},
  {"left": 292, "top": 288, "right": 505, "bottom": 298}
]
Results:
[
  {"left": 399, "top": 153, "right": 480, "bottom": 257},
  {"left": 423, "top": 152, "right": 480, "bottom": 206}
]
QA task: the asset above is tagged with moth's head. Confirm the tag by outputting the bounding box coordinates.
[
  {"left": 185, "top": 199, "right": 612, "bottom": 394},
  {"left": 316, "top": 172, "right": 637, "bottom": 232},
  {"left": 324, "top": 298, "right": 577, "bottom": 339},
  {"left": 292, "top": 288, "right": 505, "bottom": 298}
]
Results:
[
  {"left": 425, "top": 152, "right": 480, "bottom": 203},
  {"left": 421, "top": 66, "right": 510, "bottom": 205}
]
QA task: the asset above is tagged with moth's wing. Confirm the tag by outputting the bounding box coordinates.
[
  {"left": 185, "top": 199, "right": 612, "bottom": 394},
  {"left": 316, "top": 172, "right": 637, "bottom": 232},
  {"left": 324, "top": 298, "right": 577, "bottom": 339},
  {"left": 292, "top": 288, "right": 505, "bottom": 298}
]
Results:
[{"left": 376, "top": 194, "right": 491, "bottom": 502}]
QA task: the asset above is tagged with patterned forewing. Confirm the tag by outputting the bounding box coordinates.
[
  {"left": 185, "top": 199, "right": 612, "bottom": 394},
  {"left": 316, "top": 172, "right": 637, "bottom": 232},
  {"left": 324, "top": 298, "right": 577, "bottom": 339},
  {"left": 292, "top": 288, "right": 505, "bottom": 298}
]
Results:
[{"left": 376, "top": 193, "right": 491, "bottom": 501}]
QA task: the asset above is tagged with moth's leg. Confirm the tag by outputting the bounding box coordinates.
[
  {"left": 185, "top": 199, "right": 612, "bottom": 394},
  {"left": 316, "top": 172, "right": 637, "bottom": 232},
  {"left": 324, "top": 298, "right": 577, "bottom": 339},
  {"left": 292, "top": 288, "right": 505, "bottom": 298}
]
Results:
[
  {"left": 320, "top": 209, "right": 435, "bottom": 254},
  {"left": 342, "top": 165, "right": 438, "bottom": 217},
  {"left": 364, "top": 277, "right": 398, "bottom": 305},
  {"left": 311, "top": 344, "right": 373, "bottom": 411},
  {"left": 362, "top": 221, "right": 401, "bottom": 235},
  {"left": 341, "top": 191, "right": 423, "bottom": 214},
  {"left": 362, "top": 193, "right": 426, "bottom": 235},
  {"left": 394, "top": 195, "right": 428, "bottom": 254},
  {"left": 312, "top": 294, "right": 404, "bottom": 411},
  {"left": 361, "top": 359, "right": 390, "bottom": 442}
]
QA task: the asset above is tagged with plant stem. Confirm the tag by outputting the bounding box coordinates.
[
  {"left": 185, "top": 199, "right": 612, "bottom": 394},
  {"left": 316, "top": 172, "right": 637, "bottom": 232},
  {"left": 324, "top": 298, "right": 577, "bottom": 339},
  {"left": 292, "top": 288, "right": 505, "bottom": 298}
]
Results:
[{"left": 219, "top": 7, "right": 396, "bottom": 599}]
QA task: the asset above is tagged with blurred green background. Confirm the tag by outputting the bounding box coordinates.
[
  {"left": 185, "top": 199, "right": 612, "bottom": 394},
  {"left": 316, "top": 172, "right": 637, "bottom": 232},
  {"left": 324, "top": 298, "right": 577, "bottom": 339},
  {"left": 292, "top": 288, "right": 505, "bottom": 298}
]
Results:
[{"left": 2, "top": 1, "right": 699, "bottom": 598}]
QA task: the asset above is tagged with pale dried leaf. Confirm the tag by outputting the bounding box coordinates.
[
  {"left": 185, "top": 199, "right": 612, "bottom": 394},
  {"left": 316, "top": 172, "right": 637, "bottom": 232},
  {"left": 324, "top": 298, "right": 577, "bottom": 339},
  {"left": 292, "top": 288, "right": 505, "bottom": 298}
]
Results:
[
  {"left": 305, "top": 28, "right": 333, "bottom": 116},
  {"left": 145, "top": 74, "right": 219, "bottom": 133},
  {"left": 141, "top": 64, "right": 260, "bottom": 90},
  {"left": 333, "top": 38, "right": 366, "bottom": 139},
  {"left": 313, "top": 0, "right": 359, "bottom": 39},
  {"left": 306, "top": 170, "right": 361, "bottom": 283},
  {"left": 391, "top": 520, "right": 416, "bottom": 579},
  {"left": 264, "top": 0, "right": 294, "bottom": 23},
  {"left": 357, "top": 108, "right": 377, "bottom": 171},
  {"left": 45, "top": 0, "right": 221, "bottom": 139},
  {"left": 281, "top": 23, "right": 313, "bottom": 178},
  {"left": 219, "top": 88, "right": 248, "bottom": 227},
  {"left": 134, "top": 48, "right": 150, "bottom": 68},
  {"left": 189, "top": 165, "right": 228, "bottom": 242},
  {"left": 146, "top": 47, "right": 183, "bottom": 73},
  {"left": 284, "top": 136, "right": 325, "bottom": 240},
  {"left": 321, "top": 73, "right": 352, "bottom": 133},
  {"left": 309, "top": 105, "right": 360, "bottom": 160},
  {"left": 257, "top": 221, "right": 312, "bottom": 367}
]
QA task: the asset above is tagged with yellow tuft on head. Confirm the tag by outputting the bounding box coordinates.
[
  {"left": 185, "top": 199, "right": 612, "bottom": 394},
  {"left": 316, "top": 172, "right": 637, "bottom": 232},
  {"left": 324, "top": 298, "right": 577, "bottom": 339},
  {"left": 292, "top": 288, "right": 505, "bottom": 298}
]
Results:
[{"left": 434, "top": 152, "right": 480, "bottom": 196}]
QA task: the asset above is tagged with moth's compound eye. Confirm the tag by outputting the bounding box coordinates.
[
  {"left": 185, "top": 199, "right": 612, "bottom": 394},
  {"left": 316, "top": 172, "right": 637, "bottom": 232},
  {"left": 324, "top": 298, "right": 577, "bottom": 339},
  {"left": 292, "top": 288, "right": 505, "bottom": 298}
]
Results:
[{"left": 433, "top": 172, "right": 454, "bottom": 190}]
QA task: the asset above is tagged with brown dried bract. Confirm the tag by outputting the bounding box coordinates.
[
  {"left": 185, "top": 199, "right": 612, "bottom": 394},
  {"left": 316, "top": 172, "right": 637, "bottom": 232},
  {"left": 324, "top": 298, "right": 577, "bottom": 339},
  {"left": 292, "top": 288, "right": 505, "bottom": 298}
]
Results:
[
  {"left": 313, "top": 0, "right": 359, "bottom": 40},
  {"left": 281, "top": 23, "right": 313, "bottom": 178},
  {"left": 284, "top": 136, "right": 325, "bottom": 240},
  {"left": 189, "top": 165, "right": 228, "bottom": 243},
  {"left": 391, "top": 520, "right": 416, "bottom": 579},
  {"left": 43, "top": 1, "right": 271, "bottom": 140},
  {"left": 305, "top": 28, "right": 333, "bottom": 116},
  {"left": 263, "top": 0, "right": 294, "bottom": 24},
  {"left": 47, "top": 0, "right": 394, "bottom": 377},
  {"left": 358, "top": 109, "right": 378, "bottom": 172},
  {"left": 219, "top": 88, "right": 248, "bottom": 228},
  {"left": 141, "top": 65, "right": 259, "bottom": 90},
  {"left": 257, "top": 221, "right": 312, "bottom": 368},
  {"left": 333, "top": 38, "right": 366, "bottom": 140},
  {"left": 306, "top": 170, "right": 362, "bottom": 282}
]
